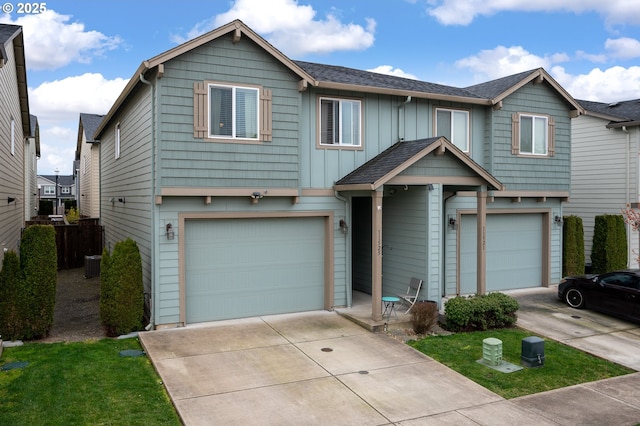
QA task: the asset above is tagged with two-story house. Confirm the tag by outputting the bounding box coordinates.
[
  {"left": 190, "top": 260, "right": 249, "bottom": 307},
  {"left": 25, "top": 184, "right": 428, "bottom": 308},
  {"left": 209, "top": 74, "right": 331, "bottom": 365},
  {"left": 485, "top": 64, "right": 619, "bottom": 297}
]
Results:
[
  {"left": 95, "top": 20, "right": 582, "bottom": 328},
  {"left": 75, "top": 113, "right": 104, "bottom": 218},
  {"left": 0, "top": 24, "right": 33, "bottom": 254},
  {"left": 38, "top": 174, "right": 76, "bottom": 214},
  {"left": 566, "top": 99, "right": 640, "bottom": 269}
]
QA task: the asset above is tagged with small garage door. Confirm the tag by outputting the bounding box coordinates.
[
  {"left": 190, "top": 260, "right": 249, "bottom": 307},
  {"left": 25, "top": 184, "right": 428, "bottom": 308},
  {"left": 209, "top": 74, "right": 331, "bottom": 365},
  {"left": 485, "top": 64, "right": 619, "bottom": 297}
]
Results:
[
  {"left": 185, "top": 217, "right": 325, "bottom": 323},
  {"left": 460, "top": 214, "right": 543, "bottom": 294}
]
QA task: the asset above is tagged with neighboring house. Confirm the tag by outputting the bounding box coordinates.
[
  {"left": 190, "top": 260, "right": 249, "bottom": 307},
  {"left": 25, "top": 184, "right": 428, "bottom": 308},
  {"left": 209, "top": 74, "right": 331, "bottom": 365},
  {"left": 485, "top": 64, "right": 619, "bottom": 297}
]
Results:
[
  {"left": 38, "top": 174, "right": 76, "bottom": 214},
  {"left": 94, "top": 20, "right": 583, "bottom": 328},
  {"left": 75, "top": 113, "right": 104, "bottom": 218},
  {"left": 566, "top": 99, "right": 640, "bottom": 269},
  {"left": 0, "top": 24, "right": 31, "bottom": 254},
  {"left": 25, "top": 114, "right": 40, "bottom": 220}
]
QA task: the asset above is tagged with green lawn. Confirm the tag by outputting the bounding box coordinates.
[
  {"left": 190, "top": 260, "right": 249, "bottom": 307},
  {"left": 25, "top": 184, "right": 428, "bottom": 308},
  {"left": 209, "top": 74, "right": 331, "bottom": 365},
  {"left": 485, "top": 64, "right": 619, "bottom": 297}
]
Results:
[
  {"left": 409, "top": 328, "right": 634, "bottom": 399},
  {"left": 0, "top": 338, "right": 181, "bottom": 425}
]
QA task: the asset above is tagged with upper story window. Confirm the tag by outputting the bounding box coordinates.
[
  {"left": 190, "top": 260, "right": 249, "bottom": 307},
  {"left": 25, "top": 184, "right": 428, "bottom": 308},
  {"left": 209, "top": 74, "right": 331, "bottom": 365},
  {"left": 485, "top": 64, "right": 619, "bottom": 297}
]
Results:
[
  {"left": 319, "top": 97, "right": 362, "bottom": 147},
  {"left": 512, "top": 112, "right": 555, "bottom": 157},
  {"left": 209, "top": 84, "right": 259, "bottom": 140},
  {"left": 61, "top": 187, "right": 70, "bottom": 195},
  {"left": 435, "top": 108, "right": 469, "bottom": 152},
  {"left": 115, "top": 123, "right": 121, "bottom": 159},
  {"left": 43, "top": 185, "right": 55, "bottom": 195},
  {"left": 193, "top": 81, "right": 272, "bottom": 143}
]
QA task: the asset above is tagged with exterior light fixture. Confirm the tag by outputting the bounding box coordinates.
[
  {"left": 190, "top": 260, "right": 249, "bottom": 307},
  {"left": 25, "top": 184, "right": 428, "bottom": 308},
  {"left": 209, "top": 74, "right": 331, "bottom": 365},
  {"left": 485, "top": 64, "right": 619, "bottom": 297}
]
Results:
[
  {"left": 250, "top": 191, "right": 263, "bottom": 204},
  {"left": 339, "top": 219, "right": 349, "bottom": 234},
  {"left": 166, "top": 223, "right": 175, "bottom": 240},
  {"left": 554, "top": 215, "right": 563, "bottom": 226},
  {"left": 7, "top": 196, "right": 15, "bottom": 204},
  {"left": 448, "top": 216, "right": 457, "bottom": 228}
]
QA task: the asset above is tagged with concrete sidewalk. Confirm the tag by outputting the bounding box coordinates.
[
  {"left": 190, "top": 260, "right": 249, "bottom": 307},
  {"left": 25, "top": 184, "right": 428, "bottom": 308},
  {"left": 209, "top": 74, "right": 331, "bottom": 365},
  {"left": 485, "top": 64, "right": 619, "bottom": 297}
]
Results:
[{"left": 140, "top": 309, "right": 640, "bottom": 425}]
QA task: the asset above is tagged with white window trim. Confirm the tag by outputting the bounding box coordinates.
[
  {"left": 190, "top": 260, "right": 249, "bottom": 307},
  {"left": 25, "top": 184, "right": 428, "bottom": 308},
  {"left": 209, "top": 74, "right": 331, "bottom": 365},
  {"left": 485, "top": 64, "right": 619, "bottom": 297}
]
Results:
[
  {"left": 435, "top": 107, "right": 470, "bottom": 153},
  {"left": 519, "top": 113, "right": 548, "bottom": 156},
  {"left": 61, "top": 187, "right": 70, "bottom": 194},
  {"left": 318, "top": 96, "right": 363, "bottom": 148},
  {"left": 44, "top": 185, "right": 55, "bottom": 195},
  {"left": 207, "top": 83, "right": 260, "bottom": 141},
  {"left": 115, "top": 123, "right": 121, "bottom": 159}
]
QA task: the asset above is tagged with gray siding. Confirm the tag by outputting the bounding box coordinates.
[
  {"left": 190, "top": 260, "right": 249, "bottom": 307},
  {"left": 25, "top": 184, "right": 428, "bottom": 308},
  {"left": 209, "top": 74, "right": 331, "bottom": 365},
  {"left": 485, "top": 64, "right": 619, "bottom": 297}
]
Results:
[
  {"left": 566, "top": 114, "right": 640, "bottom": 267},
  {"left": 101, "top": 84, "right": 153, "bottom": 304},
  {"left": 0, "top": 36, "right": 25, "bottom": 253},
  {"left": 488, "top": 82, "right": 572, "bottom": 191},
  {"left": 157, "top": 33, "right": 301, "bottom": 189}
]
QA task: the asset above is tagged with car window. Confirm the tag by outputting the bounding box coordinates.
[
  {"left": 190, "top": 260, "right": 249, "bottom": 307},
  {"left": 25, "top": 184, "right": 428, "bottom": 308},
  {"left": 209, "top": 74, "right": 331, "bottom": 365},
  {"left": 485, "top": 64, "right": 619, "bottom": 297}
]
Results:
[{"left": 600, "top": 273, "right": 639, "bottom": 289}]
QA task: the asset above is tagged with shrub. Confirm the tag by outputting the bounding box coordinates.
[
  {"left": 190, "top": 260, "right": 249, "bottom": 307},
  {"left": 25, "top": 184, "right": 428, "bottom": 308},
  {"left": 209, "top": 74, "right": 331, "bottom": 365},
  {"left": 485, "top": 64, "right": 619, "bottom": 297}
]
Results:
[
  {"left": 591, "top": 214, "right": 627, "bottom": 273},
  {"left": 444, "top": 292, "right": 519, "bottom": 332},
  {"left": 100, "top": 238, "right": 144, "bottom": 337},
  {"left": 410, "top": 300, "right": 439, "bottom": 334},
  {"left": 66, "top": 207, "right": 80, "bottom": 224},
  {"left": 0, "top": 251, "right": 26, "bottom": 340},
  {"left": 20, "top": 225, "right": 58, "bottom": 339},
  {"left": 562, "top": 215, "right": 585, "bottom": 276}
]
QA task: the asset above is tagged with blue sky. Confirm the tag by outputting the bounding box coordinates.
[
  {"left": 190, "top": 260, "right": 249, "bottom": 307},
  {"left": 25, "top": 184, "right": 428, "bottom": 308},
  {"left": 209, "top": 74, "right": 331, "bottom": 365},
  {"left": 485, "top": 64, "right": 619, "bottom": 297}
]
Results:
[{"left": 2, "top": 0, "right": 640, "bottom": 175}]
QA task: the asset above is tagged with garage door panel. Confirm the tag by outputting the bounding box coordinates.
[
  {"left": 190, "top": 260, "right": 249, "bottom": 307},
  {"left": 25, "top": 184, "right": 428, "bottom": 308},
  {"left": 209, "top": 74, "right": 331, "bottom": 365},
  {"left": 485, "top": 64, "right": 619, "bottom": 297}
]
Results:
[
  {"left": 460, "top": 214, "right": 543, "bottom": 294},
  {"left": 185, "top": 217, "right": 325, "bottom": 323}
]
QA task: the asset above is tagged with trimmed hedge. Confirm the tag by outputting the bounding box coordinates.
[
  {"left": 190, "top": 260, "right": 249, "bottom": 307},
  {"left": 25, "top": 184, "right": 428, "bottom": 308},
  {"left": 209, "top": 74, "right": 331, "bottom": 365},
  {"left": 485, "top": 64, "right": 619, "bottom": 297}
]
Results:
[
  {"left": 0, "top": 225, "right": 58, "bottom": 340},
  {"left": 100, "top": 238, "right": 144, "bottom": 337},
  {"left": 591, "top": 214, "right": 627, "bottom": 273},
  {"left": 562, "top": 215, "right": 585, "bottom": 276},
  {"left": 444, "top": 292, "right": 519, "bottom": 332}
]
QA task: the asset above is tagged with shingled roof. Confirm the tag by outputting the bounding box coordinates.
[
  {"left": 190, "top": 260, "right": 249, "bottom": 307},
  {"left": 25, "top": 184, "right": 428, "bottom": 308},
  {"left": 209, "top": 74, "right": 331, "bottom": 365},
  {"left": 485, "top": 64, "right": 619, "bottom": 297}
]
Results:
[
  {"left": 295, "top": 61, "right": 483, "bottom": 100},
  {"left": 335, "top": 138, "right": 503, "bottom": 190},
  {"left": 577, "top": 98, "right": 640, "bottom": 126},
  {"left": 80, "top": 113, "right": 105, "bottom": 142}
]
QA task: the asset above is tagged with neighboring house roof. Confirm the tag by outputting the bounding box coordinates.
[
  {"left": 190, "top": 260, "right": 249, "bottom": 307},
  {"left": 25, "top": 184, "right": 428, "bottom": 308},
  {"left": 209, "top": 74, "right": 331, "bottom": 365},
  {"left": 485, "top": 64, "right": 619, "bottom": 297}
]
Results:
[
  {"left": 29, "top": 114, "right": 40, "bottom": 157},
  {"left": 577, "top": 98, "right": 640, "bottom": 128},
  {"left": 40, "top": 175, "right": 75, "bottom": 186},
  {"left": 95, "top": 20, "right": 583, "bottom": 139},
  {"left": 0, "top": 24, "right": 30, "bottom": 135},
  {"left": 76, "top": 113, "right": 105, "bottom": 159},
  {"left": 334, "top": 137, "right": 504, "bottom": 191}
]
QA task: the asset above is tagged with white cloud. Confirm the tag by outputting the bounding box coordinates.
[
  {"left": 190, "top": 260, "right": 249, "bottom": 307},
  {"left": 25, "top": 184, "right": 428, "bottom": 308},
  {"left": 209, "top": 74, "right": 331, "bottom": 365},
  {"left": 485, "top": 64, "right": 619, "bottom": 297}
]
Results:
[
  {"left": 552, "top": 65, "right": 640, "bottom": 103},
  {"left": 455, "top": 45, "right": 568, "bottom": 81},
  {"left": 604, "top": 37, "right": 640, "bottom": 59},
  {"left": 0, "top": 10, "right": 122, "bottom": 70},
  {"left": 368, "top": 65, "right": 418, "bottom": 80},
  {"left": 173, "top": 0, "right": 376, "bottom": 56},
  {"left": 426, "top": 0, "right": 640, "bottom": 26},
  {"left": 29, "top": 73, "right": 128, "bottom": 121}
]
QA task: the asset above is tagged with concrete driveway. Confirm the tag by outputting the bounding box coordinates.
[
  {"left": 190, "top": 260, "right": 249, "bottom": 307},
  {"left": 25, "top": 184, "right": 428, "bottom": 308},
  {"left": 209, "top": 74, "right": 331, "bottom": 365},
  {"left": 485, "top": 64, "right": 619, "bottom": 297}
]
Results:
[
  {"left": 509, "top": 285, "right": 640, "bottom": 371},
  {"left": 139, "top": 294, "right": 640, "bottom": 425}
]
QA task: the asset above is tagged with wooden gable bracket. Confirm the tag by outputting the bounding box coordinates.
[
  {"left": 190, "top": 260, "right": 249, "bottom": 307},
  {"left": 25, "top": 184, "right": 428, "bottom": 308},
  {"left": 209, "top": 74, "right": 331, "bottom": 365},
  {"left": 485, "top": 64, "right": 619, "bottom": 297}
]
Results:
[
  {"left": 569, "top": 110, "right": 581, "bottom": 118},
  {"left": 291, "top": 196, "right": 300, "bottom": 205},
  {"left": 493, "top": 100, "right": 503, "bottom": 111},
  {"left": 511, "top": 196, "right": 521, "bottom": 203},
  {"left": 157, "top": 63, "right": 164, "bottom": 79},
  {"left": 298, "top": 79, "right": 308, "bottom": 92},
  {"left": 537, "top": 196, "right": 547, "bottom": 203},
  {"left": 204, "top": 196, "right": 212, "bottom": 205},
  {"left": 233, "top": 28, "right": 242, "bottom": 43},
  {"left": 534, "top": 74, "right": 544, "bottom": 85},
  {"left": 435, "top": 143, "right": 446, "bottom": 156}
]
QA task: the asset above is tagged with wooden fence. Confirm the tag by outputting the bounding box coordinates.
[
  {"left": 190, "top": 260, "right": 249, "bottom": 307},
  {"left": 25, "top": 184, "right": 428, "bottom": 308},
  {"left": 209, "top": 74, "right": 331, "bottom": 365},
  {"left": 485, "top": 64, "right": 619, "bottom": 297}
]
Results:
[{"left": 25, "top": 218, "right": 104, "bottom": 270}]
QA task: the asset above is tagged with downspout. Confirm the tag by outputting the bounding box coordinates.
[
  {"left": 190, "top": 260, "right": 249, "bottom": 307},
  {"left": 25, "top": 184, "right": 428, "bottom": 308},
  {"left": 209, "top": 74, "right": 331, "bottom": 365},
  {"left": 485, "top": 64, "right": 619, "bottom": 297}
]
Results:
[
  {"left": 139, "top": 72, "right": 156, "bottom": 331},
  {"left": 398, "top": 96, "right": 411, "bottom": 142},
  {"left": 335, "top": 190, "right": 351, "bottom": 308}
]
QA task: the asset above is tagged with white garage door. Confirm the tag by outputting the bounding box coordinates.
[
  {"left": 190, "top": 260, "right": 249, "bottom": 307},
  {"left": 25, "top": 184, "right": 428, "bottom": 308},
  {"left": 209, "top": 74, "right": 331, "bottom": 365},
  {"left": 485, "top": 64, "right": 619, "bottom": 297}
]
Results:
[
  {"left": 460, "top": 214, "right": 543, "bottom": 294},
  {"left": 185, "top": 217, "right": 325, "bottom": 323}
]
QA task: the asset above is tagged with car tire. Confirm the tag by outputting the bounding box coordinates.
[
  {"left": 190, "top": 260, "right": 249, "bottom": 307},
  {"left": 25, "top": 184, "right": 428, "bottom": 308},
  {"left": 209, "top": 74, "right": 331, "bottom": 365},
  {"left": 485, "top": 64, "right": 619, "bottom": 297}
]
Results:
[{"left": 565, "top": 288, "right": 585, "bottom": 309}]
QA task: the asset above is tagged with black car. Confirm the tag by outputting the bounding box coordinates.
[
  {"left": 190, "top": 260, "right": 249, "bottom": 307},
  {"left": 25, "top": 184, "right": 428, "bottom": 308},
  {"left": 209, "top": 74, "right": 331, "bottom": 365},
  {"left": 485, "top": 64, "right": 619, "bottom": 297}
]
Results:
[{"left": 558, "top": 269, "right": 640, "bottom": 323}]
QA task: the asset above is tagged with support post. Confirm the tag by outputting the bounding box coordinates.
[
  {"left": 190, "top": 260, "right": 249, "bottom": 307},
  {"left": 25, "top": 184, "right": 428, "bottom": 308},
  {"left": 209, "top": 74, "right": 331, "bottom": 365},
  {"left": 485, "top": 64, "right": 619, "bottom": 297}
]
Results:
[{"left": 371, "top": 190, "right": 383, "bottom": 321}]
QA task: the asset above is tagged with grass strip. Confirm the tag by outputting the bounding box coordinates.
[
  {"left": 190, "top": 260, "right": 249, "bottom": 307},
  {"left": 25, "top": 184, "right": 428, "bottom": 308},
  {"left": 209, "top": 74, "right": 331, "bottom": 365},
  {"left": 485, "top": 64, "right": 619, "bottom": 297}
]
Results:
[
  {"left": 0, "top": 338, "right": 181, "bottom": 425},
  {"left": 409, "top": 328, "right": 634, "bottom": 399}
]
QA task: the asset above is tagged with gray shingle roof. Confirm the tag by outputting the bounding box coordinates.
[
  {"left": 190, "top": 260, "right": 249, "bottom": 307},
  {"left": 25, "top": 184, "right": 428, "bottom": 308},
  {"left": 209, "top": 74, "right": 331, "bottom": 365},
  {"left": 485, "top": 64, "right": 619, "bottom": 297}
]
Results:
[
  {"left": 577, "top": 98, "right": 640, "bottom": 122},
  {"left": 336, "top": 138, "right": 441, "bottom": 185},
  {"left": 41, "top": 175, "right": 74, "bottom": 186},
  {"left": 80, "top": 113, "right": 105, "bottom": 142},
  {"left": 464, "top": 69, "right": 539, "bottom": 99},
  {"left": 294, "top": 61, "right": 484, "bottom": 99},
  {"left": 0, "top": 24, "right": 20, "bottom": 44}
]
